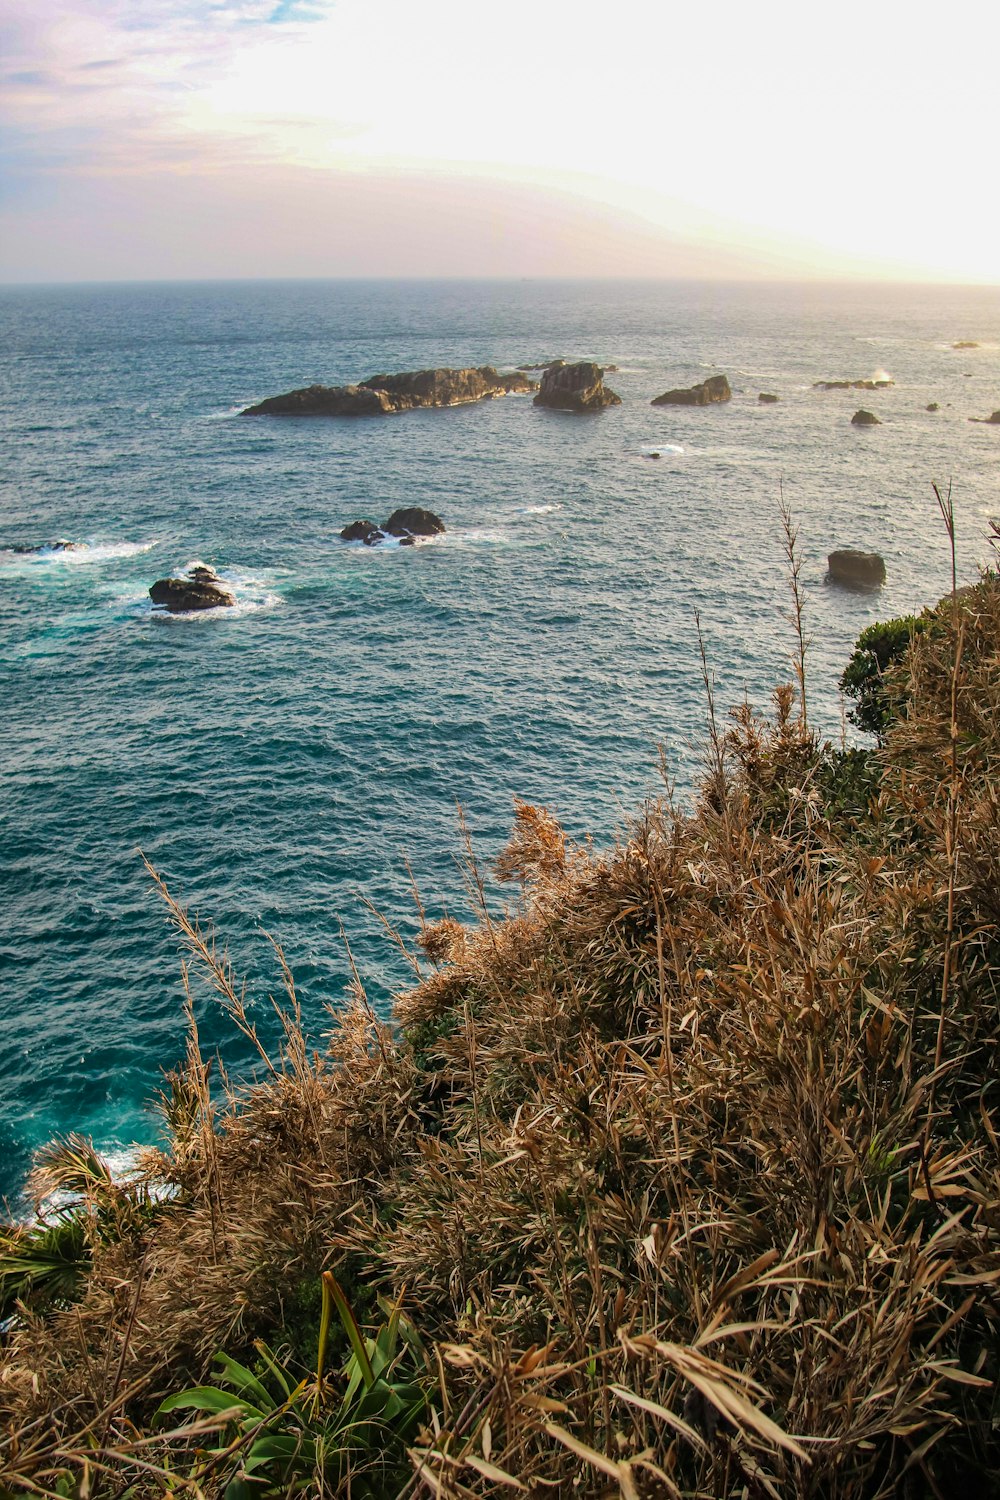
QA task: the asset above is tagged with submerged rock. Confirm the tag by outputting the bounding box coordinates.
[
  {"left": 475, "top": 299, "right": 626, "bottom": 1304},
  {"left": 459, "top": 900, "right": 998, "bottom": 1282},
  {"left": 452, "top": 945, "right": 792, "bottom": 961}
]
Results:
[
  {"left": 651, "top": 375, "right": 731, "bottom": 407},
  {"left": 244, "top": 367, "right": 533, "bottom": 418},
  {"left": 149, "top": 576, "right": 236, "bottom": 612},
  {"left": 6, "top": 538, "right": 88, "bottom": 554},
  {"left": 851, "top": 409, "right": 881, "bottom": 426},
  {"left": 383, "top": 508, "right": 445, "bottom": 538},
  {"left": 953, "top": 341, "right": 979, "bottom": 350},
  {"left": 927, "top": 402, "right": 940, "bottom": 412},
  {"left": 828, "top": 549, "right": 886, "bottom": 589},
  {"left": 814, "top": 378, "right": 894, "bottom": 390},
  {"left": 758, "top": 392, "right": 780, "bottom": 403},
  {"left": 969, "top": 411, "right": 1000, "bottom": 425},
  {"left": 533, "top": 361, "right": 621, "bottom": 412}
]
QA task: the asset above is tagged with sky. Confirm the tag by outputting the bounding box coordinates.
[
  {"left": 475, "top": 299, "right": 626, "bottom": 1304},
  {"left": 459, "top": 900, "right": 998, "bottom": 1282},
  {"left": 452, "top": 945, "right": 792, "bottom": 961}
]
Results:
[{"left": 1, "top": 0, "right": 997, "bottom": 284}]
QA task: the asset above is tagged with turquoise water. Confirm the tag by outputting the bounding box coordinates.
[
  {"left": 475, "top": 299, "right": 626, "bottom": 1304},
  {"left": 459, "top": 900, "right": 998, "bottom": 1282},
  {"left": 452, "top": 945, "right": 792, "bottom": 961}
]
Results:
[{"left": 1, "top": 278, "right": 998, "bottom": 1201}]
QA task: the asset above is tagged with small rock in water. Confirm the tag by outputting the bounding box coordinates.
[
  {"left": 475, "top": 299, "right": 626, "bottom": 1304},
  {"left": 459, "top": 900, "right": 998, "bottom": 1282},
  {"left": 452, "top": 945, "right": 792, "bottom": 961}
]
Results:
[
  {"left": 758, "top": 392, "right": 780, "bottom": 403},
  {"left": 926, "top": 402, "right": 940, "bottom": 412},
  {"left": 341, "top": 520, "right": 386, "bottom": 545},
  {"left": 952, "top": 341, "right": 979, "bottom": 349},
  {"left": 969, "top": 411, "right": 1000, "bottom": 425},
  {"left": 851, "top": 409, "right": 881, "bottom": 426},
  {"left": 383, "top": 507, "right": 446, "bottom": 538},
  {"left": 149, "top": 576, "right": 236, "bottom": 612},
  {"left": 646, "top": 451, "right": 662, "bottom": 459},
  {"left": 828, "top": 549, "right": 886, "bottom": 589}
]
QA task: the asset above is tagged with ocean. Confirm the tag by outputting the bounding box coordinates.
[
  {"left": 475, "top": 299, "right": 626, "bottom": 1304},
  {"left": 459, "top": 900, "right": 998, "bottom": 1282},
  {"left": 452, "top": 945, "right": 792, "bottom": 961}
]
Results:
[{"left": 1, "top": 277, "right": 998, "bottom": 1204}]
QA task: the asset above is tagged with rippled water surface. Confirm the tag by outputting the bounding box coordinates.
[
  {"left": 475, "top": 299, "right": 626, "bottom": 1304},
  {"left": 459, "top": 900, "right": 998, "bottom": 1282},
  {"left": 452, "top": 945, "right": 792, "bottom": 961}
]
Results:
[{"left": 1, "top": 278, "right": 998, "bottom": 1199}]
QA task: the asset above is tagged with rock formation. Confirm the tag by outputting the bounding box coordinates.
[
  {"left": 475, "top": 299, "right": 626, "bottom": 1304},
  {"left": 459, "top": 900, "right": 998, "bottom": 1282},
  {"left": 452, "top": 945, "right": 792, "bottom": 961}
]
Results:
[
  {"left": 758, "top": 392, "right": 780, "bottom": 403},
  {"left": 243, "top": 367, "right": 534, "bottom": 417},
  {"left": 533, "top": 362, "right": 621, "bottom": 412},
  {"left": 340, "top": 509, "right": 446, "bottom": 546},
  {"left": 828, "top": 549, "right": 886, "bottom": 589},
  {"left": 851, "top": 409, "right": 881, "bottom": 426},
  {"left": 651, "top": 375, "right": 731, "bottom": 407},
  {"left": 149, "top": 565, "right": 235, "bottom": 612},
  {"left": 969, "top": 411, "right": 1000, "bottom": 425}
]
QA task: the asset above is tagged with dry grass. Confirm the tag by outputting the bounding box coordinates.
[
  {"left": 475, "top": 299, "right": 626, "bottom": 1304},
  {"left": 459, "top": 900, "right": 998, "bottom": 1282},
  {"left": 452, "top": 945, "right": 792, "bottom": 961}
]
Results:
[{"left": 2, "top": 568, "right": 999, "bottom": 1498}]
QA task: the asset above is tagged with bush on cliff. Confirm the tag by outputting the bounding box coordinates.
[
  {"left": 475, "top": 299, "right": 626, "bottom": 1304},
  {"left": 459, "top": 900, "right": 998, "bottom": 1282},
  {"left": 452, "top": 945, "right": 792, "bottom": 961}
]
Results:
[{"left": 2, "top": 566, "right": 999, "bottom": 1499}]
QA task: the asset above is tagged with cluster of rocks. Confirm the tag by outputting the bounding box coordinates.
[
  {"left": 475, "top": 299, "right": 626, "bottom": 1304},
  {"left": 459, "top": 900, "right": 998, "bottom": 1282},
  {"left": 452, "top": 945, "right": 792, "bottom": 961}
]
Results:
[
  {"left": 651, "top": 375, "right": 731, "bottom": 407},
  {"left": 243, "top": 367, "right": 534, "bottom": 418},
  {"left": 149, "top": 564, "right": 235, "bottom": 613},
  {"left": 239, "top": 358, "right": 995, "bottom": 453},
  {"left": 341, "top": 507, "right": 445, "bottom": 547}
]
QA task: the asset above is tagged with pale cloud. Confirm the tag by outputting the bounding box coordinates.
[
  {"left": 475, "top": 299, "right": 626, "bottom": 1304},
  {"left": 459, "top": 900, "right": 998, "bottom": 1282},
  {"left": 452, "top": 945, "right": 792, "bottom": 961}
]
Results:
[{"left": 1, "top": 0, "right": 998, "bottom": 281}]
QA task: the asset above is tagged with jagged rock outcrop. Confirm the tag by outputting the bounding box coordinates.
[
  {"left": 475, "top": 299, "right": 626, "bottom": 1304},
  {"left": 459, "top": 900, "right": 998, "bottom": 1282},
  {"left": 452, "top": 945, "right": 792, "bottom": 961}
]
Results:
[
  {"left": 828, "top": 549, "right": 886, "bottom": 589},
  {"left": 651, "top": 375, "right": 731, "bottom": 407},
  {"left": 969, "top": 411, "right": 1000, "bottom": 425},
  {"left": 149, "top": 573, "right": 236, "bottom": 612},
  {"left": 243, "top": 368, "right": 533, "bottom": 417},
  {"left": 533, "top": 362, "right": 621, "bottom": 412},
  {"left": 852, "top": 409, "right": 881, "bottom": 426},
  {"left": 758, "top": 392, "right": 780, "bottom": 403},
  {"left": 814, "top": 378, "right": 894, "bottom": 390}
]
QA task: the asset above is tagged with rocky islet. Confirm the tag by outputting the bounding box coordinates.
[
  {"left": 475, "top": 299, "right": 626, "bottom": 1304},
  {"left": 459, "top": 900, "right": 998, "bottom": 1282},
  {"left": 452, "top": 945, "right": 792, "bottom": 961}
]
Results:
[{"left": 243, "top": 366, "right": 534, "bottom": 417}]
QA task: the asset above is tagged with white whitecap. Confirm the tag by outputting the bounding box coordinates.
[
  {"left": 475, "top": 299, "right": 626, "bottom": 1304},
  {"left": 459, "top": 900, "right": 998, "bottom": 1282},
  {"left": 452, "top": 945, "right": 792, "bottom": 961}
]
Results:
[{"left": 517, "top": 503, "right": 563, "bottom": 516}]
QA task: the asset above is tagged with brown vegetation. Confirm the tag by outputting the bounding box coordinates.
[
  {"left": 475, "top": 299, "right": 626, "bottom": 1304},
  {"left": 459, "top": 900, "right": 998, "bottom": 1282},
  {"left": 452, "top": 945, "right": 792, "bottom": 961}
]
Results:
[{"left": 2, "top": 557, "right": 1000, "bottom": 1498}]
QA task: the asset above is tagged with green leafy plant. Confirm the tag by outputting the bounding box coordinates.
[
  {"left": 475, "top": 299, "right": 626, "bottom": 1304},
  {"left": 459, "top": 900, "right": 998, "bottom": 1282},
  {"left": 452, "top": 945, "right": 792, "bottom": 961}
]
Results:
[
  {"left": 840, "top": 613, "right": 927, "bottom": 737},
  {"left": 0, "top": 1135, "right": 160, "bottom": 1320},
  {"left": 0, "top": 1213, "right": 90, "bottom": 1319},
  {"left": 156, "top": 1271, "right": 428, "bottom": 1497}
]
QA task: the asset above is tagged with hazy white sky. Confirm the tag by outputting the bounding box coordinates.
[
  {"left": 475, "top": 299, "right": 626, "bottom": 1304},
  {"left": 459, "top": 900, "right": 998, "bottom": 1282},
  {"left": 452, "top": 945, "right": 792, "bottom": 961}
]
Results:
[{"left": 1, "top": 0, "right": 997, "bottom": 282}]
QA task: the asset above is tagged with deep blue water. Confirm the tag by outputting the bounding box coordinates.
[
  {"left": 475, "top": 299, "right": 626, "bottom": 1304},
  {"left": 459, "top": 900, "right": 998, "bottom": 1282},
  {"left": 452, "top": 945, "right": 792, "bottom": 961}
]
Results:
[{"left": 1, "top": 278, "right": 998, "bottom": 1203}]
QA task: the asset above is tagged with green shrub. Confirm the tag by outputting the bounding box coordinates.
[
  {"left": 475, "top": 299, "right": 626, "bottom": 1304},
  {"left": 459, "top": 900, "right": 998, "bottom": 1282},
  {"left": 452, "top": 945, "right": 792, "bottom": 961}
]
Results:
[{"left": 840, "top": 614, "right": 927, "bottom": 737}]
